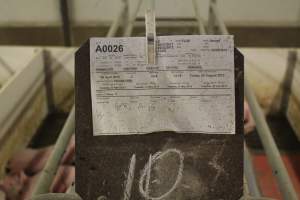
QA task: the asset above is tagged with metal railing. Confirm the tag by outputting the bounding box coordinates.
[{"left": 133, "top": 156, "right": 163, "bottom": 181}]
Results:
[
  {"left": 208, "top": 1, "right": 298, "bottom": 199},
  {"left": 28, "top": 0, "right": 299, "bottom": 199}
]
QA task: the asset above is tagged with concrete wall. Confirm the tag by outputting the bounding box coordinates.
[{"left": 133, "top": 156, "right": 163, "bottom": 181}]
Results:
[{"left": 0, "top": 0, "right": 299, "bottom": 27}]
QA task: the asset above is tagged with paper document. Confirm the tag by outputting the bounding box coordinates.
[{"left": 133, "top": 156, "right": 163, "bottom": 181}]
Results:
[{"left": 90, "top": 35, "right": 235, "bottom": 135}]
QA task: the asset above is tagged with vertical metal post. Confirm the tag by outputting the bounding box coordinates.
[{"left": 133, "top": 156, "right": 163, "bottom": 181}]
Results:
[
  {"left": 123, "top": 0, "right": 143, "bottom": 37},
  {"left": 207, "top": 0, "right": 216, "bottom": 34},
  {"left": 145, "top": 0, "right": 156, "bottom": 64},
  {"left": 245, "top": 80, "right": 298, "bottom": 200},
  {"left": 280, "top": 50, "right": 297, "bottom": 113},
  {"left": 60, "top": 0, "right": 72, "bottom": 46},
  {"left": 147, "top": 0, "right": 155, "bottom": 11},
  {"left": 122, "top": 0, "right": 130, "bottom": 33},
  {"left": 192, "top": 0, "right": 206, "bottom": 35}
]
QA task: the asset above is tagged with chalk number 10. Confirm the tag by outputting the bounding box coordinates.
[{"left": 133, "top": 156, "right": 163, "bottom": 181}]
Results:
[{"left": 98, "top": 149, "right": 184, "bottom": 200}]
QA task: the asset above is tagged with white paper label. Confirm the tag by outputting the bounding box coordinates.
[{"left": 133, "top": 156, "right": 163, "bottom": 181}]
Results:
[{"left": 90, "top": 35, "right": 235, "bottom": 135}]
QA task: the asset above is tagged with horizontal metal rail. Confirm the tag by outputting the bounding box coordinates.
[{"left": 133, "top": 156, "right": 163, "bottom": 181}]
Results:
[{"left": 32, "top": 106, "right": 75, "bottom": 196}]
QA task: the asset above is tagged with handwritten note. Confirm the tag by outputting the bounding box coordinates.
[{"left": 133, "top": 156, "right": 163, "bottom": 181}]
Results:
[
  {"left": 101, "top": 149, "right": 184, "bottom": 200},
  {"left": 90, "top": 35, "right": 235, "bottom": 135}
]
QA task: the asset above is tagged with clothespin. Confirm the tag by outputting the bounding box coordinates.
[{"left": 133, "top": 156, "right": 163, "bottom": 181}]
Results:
[{"left": 145, "top": 0, "right": 156, "bottom": 65}]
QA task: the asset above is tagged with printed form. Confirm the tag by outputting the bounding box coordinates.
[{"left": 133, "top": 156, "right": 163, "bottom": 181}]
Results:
[{"left": 90, "top": 35, "right": 235, "bottom": 135}]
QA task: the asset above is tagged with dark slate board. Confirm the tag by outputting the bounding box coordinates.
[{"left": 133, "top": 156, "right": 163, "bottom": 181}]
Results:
[{"left": 75, "top": 39, "right": 244, "bottom": 200}]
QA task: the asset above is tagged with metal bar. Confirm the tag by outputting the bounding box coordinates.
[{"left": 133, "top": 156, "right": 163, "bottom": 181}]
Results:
[
  {"left": 210, "top": 0, "right": 295, "bottom": 198},
  {"left": 212, "top": 0, "right": 296, "bottom": 197},
  {"left": 244, "top": 175, "right": 251, "bottom": 198},
  {"left": 60, "top": 0, "right": 72, "bottom": 46},
  {"left": 106, "top": 2, "right": 127, "bottom": 37},
  {"left": 30, "top": 193, "right": 82, "bottom": 200},
  {"left": 245, "top": 79, "right": 298, "bottom": 200},
  {"left": 280, "top": 50, "right": 297, "bottom": 113},
  {"left": 192, "top": 0, "right": 206, "bottom": 34},
  {"left": 123, "top": 0, "right": 143, "bottom": 37},
  {"left": 0, "top": 56, "right": 14, "bottom": 75},
  {"left": 240, "top": 196, "right": 276, "bottom": 200},
  {"left": 244, "top": 144, "right": 261, "bottom": 197},
  {"left": 210, "top": 1, "right": 229, "bottom": 35},
  {"left": 32, "top": 106, "right": 75, "bottom": 196},
  {"left": 147, "top": 0, "right": 155, "bottom": 10},
  {"left": 243, "top": 176, "right": 276, "bottom": 200},
  {"left": 122, "top": 0, "right": 130, "bottom": 33},
  {"left": 145, "top": 0, "right": 156, "bottom": 64},
  {"left": 207, "top": 0, "right": 216, "bottom": 34}
]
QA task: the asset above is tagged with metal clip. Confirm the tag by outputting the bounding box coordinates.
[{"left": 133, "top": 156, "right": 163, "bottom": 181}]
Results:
[{"left": 145, "top": 1, "right": 156, "bottom": 65}]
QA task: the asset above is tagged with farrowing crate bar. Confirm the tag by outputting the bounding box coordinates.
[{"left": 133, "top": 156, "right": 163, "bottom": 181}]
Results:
[{"left": 28, "top": 0, "right": 299, "bottom": 200}]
